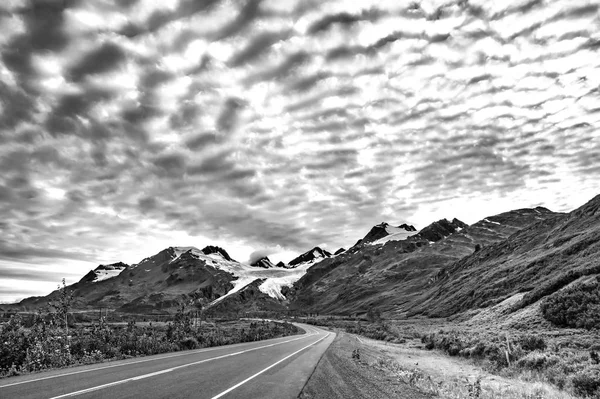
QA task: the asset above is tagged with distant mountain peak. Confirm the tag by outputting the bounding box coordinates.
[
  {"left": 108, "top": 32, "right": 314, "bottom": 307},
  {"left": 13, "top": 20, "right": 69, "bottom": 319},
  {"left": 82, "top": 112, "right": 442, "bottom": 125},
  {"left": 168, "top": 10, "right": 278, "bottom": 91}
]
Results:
[
  {"left": 201, "top": 245, "right": 234, "bottom": 262},
  {"left": 78, "top": 262, "right": 128, "bottom": 284},
  {"left": 251, "top": 256, "right": 275, "bottom": 268},
  {"left": 355, "top": 222, "right": 418, "bottom": 247},
  {"left": 417, "top": 218, "right": 468, "bottom": 242},
  {"left": 288, "top": 246, "right": 332, "bottom": 266}
]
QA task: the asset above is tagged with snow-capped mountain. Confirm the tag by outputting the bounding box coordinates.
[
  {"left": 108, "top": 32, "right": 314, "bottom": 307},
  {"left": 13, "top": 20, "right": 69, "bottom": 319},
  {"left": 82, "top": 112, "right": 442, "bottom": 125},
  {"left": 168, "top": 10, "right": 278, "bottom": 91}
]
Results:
[
  {"left": 90, "top": 262, "right": 128, "bottom": 282},
  {"left": 351, "top": 222, "right": 418, "bottom": 249},
  {"left": 250, "top": 256, "right": 276, "bottom": 269},
  {"left": 288, "top": 247, "right": 332, "bottom": 267},
  {"left": 77, "top": 262, "right": 129, "bottom": 284}
]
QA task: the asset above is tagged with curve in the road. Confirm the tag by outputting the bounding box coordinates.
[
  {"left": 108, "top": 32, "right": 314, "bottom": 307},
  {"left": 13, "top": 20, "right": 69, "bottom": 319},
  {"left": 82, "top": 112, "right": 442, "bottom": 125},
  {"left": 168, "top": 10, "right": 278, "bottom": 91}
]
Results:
[{"left": 0, "top": 323, "right": 335, "bottom": 399}]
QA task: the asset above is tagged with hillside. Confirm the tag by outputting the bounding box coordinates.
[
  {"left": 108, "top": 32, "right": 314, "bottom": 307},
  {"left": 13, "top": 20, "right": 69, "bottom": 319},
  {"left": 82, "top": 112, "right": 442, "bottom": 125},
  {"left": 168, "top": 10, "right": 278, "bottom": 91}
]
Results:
[
  {"left": 412, "top": 195, "right": 600, "bottom": 318},
  {"left": 287, "top": 208, "right": 560, "bottom": 316}
]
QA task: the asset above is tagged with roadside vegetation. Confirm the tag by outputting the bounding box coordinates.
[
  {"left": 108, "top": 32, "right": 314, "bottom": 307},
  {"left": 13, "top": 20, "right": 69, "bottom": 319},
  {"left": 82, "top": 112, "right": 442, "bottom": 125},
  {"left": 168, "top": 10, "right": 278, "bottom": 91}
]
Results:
[
  {"left": 0, "top": 281, "right": 300, "bottom": 377},
  {"left": 300, "top": 312, "right": 600, "bottom": 398},
  {"left": 419, "top": 329, "right": 600, "bottom": 397}
]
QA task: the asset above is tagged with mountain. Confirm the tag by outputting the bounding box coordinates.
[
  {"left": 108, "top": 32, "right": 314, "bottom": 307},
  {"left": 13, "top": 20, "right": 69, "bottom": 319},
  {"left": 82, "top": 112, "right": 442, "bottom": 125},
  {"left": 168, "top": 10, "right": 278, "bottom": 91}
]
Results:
[
  {"left": 200, "top": 245, "right": 235, "bottom": 262},
  {"left": 410, "top": 198, "right": 600, "bottom": 319},
  {"left": 78, "top": 262, "right": 129, "bottom": 284},
  {"left": 251, "top": 256, "right": 276, "bottom": 269},
  {"left": 288, "top": 247, "right": 332, "bottom": 267},
  {"left": 12, "top": 245, "right": 314, "bottom": 314},
  {"left": 416, "top": 218, "right": 468, "bottom": 242},
  {"left": 334, "top": 248, "right": 346, "bottom": 255},
  {"left": 351, "top": 222, "right": 418, "bottom": 249},
  {"left": 287, "top": 207, "right": 560, "bottom": 316}
]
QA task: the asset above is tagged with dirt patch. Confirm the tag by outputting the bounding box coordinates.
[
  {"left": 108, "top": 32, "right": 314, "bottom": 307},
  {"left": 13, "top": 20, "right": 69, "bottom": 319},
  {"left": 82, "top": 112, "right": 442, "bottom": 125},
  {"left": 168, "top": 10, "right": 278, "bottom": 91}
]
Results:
[{"left": 299, "top": 332, "right": 432, "bottom": 399}]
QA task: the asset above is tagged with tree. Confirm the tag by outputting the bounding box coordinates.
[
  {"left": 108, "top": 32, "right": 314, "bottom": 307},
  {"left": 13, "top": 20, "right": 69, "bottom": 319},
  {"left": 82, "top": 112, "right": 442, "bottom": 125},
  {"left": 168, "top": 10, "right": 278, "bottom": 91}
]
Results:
[{"left": 49, "top": 278, "right": 73, "bottom": 337}]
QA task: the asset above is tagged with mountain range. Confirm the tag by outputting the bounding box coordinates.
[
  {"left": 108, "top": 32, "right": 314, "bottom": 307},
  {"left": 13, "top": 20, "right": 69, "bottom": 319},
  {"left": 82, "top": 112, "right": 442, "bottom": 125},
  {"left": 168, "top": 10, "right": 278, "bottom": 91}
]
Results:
[{"left": 5, "top": 194, "right": 600, "bottom": 324}]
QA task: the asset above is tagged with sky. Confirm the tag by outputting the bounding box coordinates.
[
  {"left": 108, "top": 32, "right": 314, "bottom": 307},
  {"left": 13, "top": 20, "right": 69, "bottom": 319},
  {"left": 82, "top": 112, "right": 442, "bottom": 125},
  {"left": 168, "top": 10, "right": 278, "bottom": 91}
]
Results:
[{"left": 1, "top": 0, "right": 599, "bottom": 303}]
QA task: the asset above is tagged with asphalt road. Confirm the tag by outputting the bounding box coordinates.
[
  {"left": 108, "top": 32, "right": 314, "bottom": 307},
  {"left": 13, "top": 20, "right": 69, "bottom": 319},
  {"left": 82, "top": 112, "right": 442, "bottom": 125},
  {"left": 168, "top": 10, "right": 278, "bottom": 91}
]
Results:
[{"left": 0, "top": 323, "right": 334, "bottom": 399}]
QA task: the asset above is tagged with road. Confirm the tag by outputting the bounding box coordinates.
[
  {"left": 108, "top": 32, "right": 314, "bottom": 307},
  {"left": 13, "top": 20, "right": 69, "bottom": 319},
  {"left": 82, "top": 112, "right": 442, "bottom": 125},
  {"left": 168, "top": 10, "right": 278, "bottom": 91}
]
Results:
[{"left": 0, "top": 323, "right": 334, "bottom": 399}]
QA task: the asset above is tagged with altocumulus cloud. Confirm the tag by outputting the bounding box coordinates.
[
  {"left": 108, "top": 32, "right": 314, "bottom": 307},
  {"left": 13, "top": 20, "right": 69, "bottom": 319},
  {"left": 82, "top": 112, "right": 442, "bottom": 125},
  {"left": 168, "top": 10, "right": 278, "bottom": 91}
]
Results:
[{"left": 0, "top": 0, "right": 600, "bottom": 302}]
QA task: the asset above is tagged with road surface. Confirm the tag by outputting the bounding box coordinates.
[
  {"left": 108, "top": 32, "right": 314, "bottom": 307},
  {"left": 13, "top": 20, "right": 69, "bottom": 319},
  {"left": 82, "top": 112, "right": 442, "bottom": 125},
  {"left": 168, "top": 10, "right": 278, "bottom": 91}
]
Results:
[{"left": 0, "top": 323, "right": 334, "bottom": 399}]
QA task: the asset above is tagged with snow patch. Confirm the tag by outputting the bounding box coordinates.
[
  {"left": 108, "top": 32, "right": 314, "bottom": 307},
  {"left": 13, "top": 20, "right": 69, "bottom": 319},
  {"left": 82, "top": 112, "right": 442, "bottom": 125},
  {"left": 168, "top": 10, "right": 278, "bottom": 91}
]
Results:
[
  {"left": 483, "top": 218, "right": 501, "bottom": 225},
  {"left": 93, "top": 268, "right": 125, "bottom": 282},
  {"left": 210, "top": 277, "right": 256, "bottom": 305},
  {"left": 371, "top": 226, "right": 419, "bottom": 245}
]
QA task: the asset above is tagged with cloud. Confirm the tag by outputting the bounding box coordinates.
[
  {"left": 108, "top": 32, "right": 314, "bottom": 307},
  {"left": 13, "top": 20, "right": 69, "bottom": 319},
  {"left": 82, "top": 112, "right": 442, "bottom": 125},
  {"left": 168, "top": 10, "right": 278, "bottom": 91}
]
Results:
[
  {"left": 228, "top": 30, "right": 290, "bottom": 67},
  {"left": 1, "top": 0, "right": 599, "bottom": 301},
  {"left": 152, "top": 152, "right": 188, "bottom": 177},
  {"left": 307, "top": 9, "right": 382, "bottom": 34},
  {"left": 68, "top": 42, "right": 127, "bottom": 82}
]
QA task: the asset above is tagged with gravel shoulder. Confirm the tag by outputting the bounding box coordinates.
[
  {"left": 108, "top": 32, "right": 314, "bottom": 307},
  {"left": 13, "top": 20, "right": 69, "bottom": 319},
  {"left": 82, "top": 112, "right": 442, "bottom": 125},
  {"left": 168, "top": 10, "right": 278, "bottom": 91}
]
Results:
[{"left": 298, "top": 331, "right": 433, "bottom": 399}]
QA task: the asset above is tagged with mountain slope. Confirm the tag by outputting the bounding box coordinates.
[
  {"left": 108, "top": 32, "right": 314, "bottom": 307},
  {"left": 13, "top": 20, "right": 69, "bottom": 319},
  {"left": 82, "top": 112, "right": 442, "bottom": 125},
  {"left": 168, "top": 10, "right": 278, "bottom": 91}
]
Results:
[
  {"left": 412, "top": 197, "right": 600, "bottom": 318},
  {"left": 288, "top": 207, "right": 560, "bottom": 316}
]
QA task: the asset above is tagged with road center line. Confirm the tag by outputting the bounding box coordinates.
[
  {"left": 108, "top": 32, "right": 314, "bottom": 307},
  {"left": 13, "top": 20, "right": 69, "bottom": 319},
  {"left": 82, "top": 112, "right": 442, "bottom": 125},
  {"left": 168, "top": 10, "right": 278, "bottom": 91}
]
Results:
[
  {"left": 47, "top": 331, "right": 318, "bottom": 399},
  {"left": 210, "top": 332, "right": 331, "bottom": 399},
  {"left": 0, "top": 326, "right": 313, "bottom": 389}
]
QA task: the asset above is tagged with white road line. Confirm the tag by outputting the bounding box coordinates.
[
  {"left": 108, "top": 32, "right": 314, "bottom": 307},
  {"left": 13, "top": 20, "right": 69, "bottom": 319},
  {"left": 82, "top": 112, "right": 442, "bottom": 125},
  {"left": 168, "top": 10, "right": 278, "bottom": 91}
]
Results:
[
  {"left": 210, "top": 332, "right": 331, "bottom": 399},
  {"left": 0, "top": 326, "right": 313, "bottom": 389},
  {"left": 355, "top": 335, "right": 364, "bottom": 344},
  {"left": 47, "top": 332, "right": 318, "bottom": 399}
]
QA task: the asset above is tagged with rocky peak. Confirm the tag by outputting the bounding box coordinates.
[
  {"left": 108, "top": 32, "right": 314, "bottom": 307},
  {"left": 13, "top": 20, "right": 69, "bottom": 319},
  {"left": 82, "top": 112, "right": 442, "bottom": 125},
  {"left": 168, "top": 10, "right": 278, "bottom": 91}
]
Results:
[
  {"left": 201, "top": 245, "right": 234, "bottom": 262},
  {"left": 359, "top": 222, "right": 417, "bottom": 245},
  {"left": 251, "top": 256, "right": 275, "bottom": 268},
  {"left": 288, "top": 246, "right": 332, "bottom": 266},
  {"left": 417, "top": 218, "right": 467, "bottom": 242}
]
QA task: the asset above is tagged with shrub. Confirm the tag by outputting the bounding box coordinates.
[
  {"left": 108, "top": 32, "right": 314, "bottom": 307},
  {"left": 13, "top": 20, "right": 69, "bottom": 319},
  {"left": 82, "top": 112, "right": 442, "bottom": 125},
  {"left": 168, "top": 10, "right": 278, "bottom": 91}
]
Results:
[
  {"left": 520, "top": 335, "right": 547, "bottom": 352},
  {"left": 179, "top": 337, "right": 199, "bottom": 350},
  {"left": 541, "top": 280, "right": 600, "bottom": 329},
  {"left": 516, "top": 351, "right": 559, "bottom": 371},
  {"left": 571, "top": 366, "right": 600, "bottom": 397}
]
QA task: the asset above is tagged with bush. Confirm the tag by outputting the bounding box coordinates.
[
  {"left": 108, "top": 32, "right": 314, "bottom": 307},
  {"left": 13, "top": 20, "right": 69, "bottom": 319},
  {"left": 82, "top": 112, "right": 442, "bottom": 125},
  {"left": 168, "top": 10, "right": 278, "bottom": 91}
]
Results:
[
  {"left": 571, "top": 366, "right": 600, "bottom": 397},
  {"left": 516, "top": 351, "right": 559, "bottom": 371},
  {"left": 541, "top": 280, "right": 600, "bottom": 329},
  {"left": 179, "top": 337, "right": 199, "bottom": 350},
  {"left": 519, "top": 334, "right": 547, "bottom": 352}
]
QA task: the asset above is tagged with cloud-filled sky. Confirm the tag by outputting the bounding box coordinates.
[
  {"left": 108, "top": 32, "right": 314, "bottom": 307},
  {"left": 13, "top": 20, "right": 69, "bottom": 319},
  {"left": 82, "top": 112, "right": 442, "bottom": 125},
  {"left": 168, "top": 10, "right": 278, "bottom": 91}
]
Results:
[{"left": 1, "top": 0, "right": 599, "bottom": 303}]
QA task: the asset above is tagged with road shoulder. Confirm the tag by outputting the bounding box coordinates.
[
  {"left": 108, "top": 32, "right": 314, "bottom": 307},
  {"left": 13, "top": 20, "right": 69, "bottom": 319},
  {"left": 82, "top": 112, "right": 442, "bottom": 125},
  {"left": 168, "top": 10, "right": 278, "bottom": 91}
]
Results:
[{"left": 299, "top": 332, "right": 433, "bottom": 399}]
